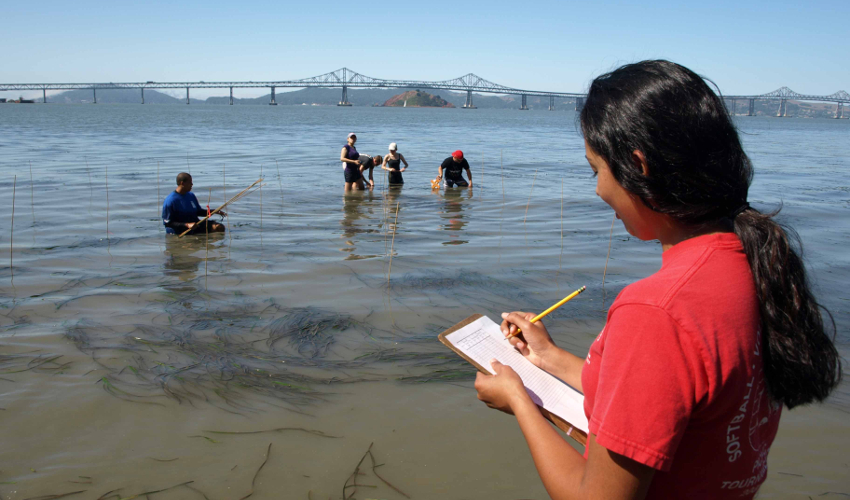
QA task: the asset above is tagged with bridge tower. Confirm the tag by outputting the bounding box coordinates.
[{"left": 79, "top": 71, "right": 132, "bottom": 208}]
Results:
[
  {"left": 93, "top": 87, "right": 97, "bottom": 104},
  {"left": 141, "top": 88, "right": 144, "bottom": 104},
  {"left": 835, "top": 102, "right": 843, "bottom": 119},
  {"left": 747, "top": 99, "right": 754, "bottom": 116},
  {"left": 230, "top": 87, "right": 233, "bottom": 105},
  {"left": 270, "top": 86, "right": 277, "bottom": 105},
  {"left": 462, "top": 90, "right": 476, "bottom": 109},
  {"left": 338, "top": 85, "right": 352, "bottom": 106},
  {"left": 776, "top": 99, "right": 786, "bottom": 117},
  {"left": 519, "top": 94, "right": 528, "bottom": 110},
  {"left": 575, "top": 97, "right": 584, "bottom": 111},
  {"left": 549, "top": 96, "right": 554, "bottom": 111},
  {"left": 186, "top": 87, "right": 190, "bottom": 105},
  {"left": 43, "top": 88, "right": 46, "bottom": 104}
]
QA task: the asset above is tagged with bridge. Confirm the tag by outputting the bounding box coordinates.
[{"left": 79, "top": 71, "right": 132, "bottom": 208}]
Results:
[
  {"left": 1, "top": 68, "right": 847, "bottom": 117},
  {"left": 724, "top": 87, "right": 850, "bottom": 118}
]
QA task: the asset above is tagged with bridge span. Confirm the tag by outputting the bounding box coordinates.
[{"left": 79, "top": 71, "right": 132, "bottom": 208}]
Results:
[{"left": 1, "top": 68, "right": 847, "bottom": 116}]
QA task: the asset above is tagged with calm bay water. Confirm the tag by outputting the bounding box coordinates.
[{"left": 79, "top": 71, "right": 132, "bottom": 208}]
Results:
[{"left": 0, "top": 104, "right": 848, "bottom": 499}]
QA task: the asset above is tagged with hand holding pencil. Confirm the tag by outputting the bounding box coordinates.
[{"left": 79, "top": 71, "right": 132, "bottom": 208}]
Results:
[{"left": 504, "top": 286, "right": 587, "bottom": 340}]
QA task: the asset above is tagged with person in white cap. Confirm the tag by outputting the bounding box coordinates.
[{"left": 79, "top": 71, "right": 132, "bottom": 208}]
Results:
[{"left": 382, "top": 142, "right": 408, "bottom": 185}]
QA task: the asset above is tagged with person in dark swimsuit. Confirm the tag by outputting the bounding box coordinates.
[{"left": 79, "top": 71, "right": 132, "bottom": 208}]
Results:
[
  {"left": 382, "top": 142, "right": 408, "bottom": 185},
  {"left": 437, "top": 150, "right": 473, "bottom": 188},
  {"left": 341, "top": 133, "right": 362, "bottom": 192}
]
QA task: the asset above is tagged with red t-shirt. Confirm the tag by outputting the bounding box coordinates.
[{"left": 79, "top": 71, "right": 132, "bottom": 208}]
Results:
[{"left": 581, "top": 233, "right": 782, "bottom": 499}]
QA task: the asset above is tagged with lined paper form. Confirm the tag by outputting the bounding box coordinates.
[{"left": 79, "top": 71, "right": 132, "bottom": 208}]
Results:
[{"left": 446, "top": 315, "right": 588, "bottom": 433}]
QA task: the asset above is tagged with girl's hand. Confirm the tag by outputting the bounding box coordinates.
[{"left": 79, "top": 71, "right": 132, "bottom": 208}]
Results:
[
  {"left": 474, "top": 360, "right": 530, "bottom": 415},
  {"left": 400, "top": 167, "right": 407, "bottom": 172},
  {"left": 501, "top": 312, "right": 557, "bottom": 370}
]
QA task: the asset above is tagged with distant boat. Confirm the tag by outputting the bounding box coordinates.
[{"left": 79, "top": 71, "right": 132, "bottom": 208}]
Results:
[{"left": 403, "top": 100, "right": 407, "bottom": 108}]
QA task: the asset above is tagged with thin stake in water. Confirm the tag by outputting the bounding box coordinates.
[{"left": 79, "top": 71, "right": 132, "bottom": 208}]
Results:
[
  {"left": 387, "top": 201, "right": 400, "bottom": 285},
  {"left": 260, "top": 164, "right": 263, "bottom": 232},
  {"left": 86, "top": 158, "right": 93, "bottom": 215},
  {"left": 524, "top": 168, "right": 538, "bottom": 224},
  {"left": 29, "top": 161, "right": 35, "bottom": 241},
  {"left": 500, "top": 149, "right": 505, "bottom": 202},
  {"left": 480, "top": 156, "right": 484, "bottom": 199},
  {"left": 157, "top": 161, "right": 161, "bottom": 219},
  {"left": 559, "top": 179, "right": 564, "bottom": 272},
  {"left": 224, "top": 163, "right": 232, "bottom": 249},
  {"left": 10, "top": 175, "right": 16, "bottom": 279},
  {"left": 105, "top": 166, "right": 109, "bottom": 239},
  {"left": 275, "top": 159, "right": 284, "bottom": 215},
  {"left": 206, "top": 188, "right": 211, "bottom": 290}
]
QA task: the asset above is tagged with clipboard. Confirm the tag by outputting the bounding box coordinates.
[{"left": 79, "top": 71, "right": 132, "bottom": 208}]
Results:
[{"left": 439, "top": 314, "right": 588, "bottom": 446}]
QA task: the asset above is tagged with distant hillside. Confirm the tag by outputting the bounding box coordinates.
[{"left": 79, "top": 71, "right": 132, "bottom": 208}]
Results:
[
  {"left": 383, "top": 90, "right": 454, "bottom": 108},
  {"left": 43, "top": 88, "right": 202, "bottom": 104}
]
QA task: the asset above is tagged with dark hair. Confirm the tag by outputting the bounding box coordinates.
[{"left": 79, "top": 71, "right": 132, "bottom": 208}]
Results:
[
  {"left": 580, "top": 60, "right": 840, "bottom": 409},
  {"left": 176, "top": 172, "right": 192, "bottom": 186}
]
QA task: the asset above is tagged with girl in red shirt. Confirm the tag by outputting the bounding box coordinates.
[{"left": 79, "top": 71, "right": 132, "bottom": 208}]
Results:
[{"left": 474, "top": 60, "right": 841, "bottom": 499}]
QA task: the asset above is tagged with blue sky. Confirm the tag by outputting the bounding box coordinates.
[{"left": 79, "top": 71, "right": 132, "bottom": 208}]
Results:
[{"left": 2, "top": 0, "right": 848, "bottom": 99}]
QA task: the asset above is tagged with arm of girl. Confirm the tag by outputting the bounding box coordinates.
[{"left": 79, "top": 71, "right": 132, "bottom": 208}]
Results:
[{"left": 475, "top": 361, "right": 655, "bottom": 500}]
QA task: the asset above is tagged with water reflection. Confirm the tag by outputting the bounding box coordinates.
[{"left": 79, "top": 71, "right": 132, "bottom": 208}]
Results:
[
  {"left": 162, "top": 233, "right": 224, "bottom": 289},
  {"left": 438, "top": 187, "right": 473, "bottom": 245},
  {"left": 340, "top": 190, "right": 381, "bottom": 260}
]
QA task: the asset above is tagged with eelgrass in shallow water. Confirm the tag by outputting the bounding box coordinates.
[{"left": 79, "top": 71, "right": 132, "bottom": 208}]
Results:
[{"left": 63, "top": 293, "right": 474, "bottom": 415}]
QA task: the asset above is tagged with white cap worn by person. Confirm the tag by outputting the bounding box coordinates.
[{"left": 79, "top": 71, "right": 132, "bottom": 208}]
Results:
[{"left": 388, "top": 143, "right": 397, "bottom": 151}]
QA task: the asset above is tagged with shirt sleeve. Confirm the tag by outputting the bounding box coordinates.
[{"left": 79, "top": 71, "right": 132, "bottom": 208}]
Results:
[
  {"left": 162, "top": 198, "right": 172, "bottom": 226},
  {"left": 589, "top": 304, "right": 701, "bottom": 471}
]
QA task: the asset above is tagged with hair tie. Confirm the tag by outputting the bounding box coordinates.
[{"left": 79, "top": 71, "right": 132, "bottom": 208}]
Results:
[{"left": 731, "top": 202, "right": 750, "bottom": 218}]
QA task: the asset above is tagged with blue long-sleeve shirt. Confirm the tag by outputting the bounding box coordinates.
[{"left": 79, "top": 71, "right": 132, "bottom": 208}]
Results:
[{"left": 162, "top": 191, "right": 206, "bottom": 234}]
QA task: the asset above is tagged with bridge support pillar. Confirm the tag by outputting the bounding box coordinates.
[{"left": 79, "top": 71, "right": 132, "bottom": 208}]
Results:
[
  {"left": 43, "top": 88, "right": 46, "bottom": 104},
  {"left": 141, "top": 88, "right": 144, "bottom": 104},
  {"left": 776, "top": 99, "right": 788, "bottom": 117},
  {"left": 729, "top": 98, "right": 736, "bottom": 115},
  {"left": 462, "top": 90, "right": 476, "bottom": 109},
  {"left": 520, "top": 94, "right": 528, "bottom": 110},
  {"left": 338, "top": 85, "right": 351, "bottom": 106},
  {"left": 834, "top": 102, "right": 843, "bottom": 119},
  {"left": 270, "top": 86, "right": 277, "bottom": 105},
  {"left": 747, "top": 99, "right": 754, "bottom": 116},
  {"left": 575, "top": 97, "right": 584, "bottom": 111},
  {"left": 93, "top": 88, "right": 97, "bottom": 104},
  {"left": 186, "top": 87, "right": 190, "bottom": 105},
  {"left": 230, "top": 87, "right": 233, "bottom": 105},
  {"left": 549, "top": 96, "right": 554, "bottom": 111}
]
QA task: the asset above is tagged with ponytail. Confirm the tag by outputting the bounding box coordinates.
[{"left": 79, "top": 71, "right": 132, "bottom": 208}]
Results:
[
  {"left": 734, "top": 208, "right": 840, "bottom": 408},
  {"left": 581, "top": 60, "right": 841, "bottom": 408}
]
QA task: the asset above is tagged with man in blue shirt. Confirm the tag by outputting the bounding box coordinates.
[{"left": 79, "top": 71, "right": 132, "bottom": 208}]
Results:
[{"left": 162, "top": 172, "right": 226, "bottom": 235}]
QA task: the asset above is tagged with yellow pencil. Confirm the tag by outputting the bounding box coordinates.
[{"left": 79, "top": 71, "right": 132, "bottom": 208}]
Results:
[{"left": 505, "top": 286, "right": 587, "bottom": 339}]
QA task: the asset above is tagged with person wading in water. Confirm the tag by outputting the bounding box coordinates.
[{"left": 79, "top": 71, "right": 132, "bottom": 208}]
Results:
[
  {"left": 382, "top": 142, "right": 408, "bottom": 185},
  {"left": 162, "top": 172, "right": 226, "bottom": 235}
]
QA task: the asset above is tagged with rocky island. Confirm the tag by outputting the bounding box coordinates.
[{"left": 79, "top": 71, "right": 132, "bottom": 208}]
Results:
[{"left": 383, "top": 90, "right": 455, "bottom": 108}]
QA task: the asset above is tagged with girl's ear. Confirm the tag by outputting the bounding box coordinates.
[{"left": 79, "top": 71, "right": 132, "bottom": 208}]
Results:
[{"left": 632, "top": 150, "right": 650, "bottom": 177}]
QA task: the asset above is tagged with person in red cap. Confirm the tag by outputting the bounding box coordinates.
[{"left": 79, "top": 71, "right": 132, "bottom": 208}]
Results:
[{"left": 437, "top": 150, "right": 472, "bottom": 188}]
